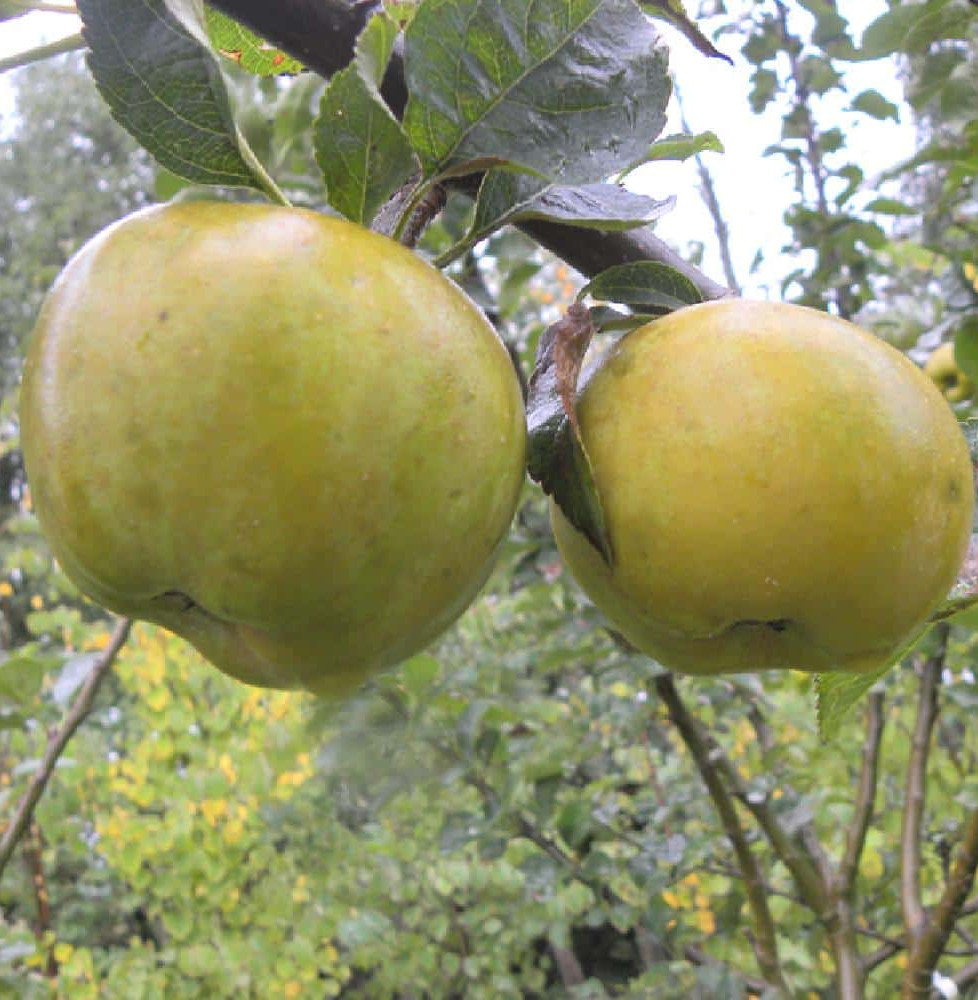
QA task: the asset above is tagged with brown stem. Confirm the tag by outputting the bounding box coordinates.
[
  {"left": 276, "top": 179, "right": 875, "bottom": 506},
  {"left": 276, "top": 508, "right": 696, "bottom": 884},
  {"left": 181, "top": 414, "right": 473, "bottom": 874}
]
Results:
[
  {"left": 829, "top": 691, "right": 885, "bottom": 999},
  {"left": 903, "top": 809, "right": 978, "bottom": 998},
  {"left": 205, "top": 0, "right": 734, "bottom": 301},
  {"left": 0, "top": 619, "right": 131, "bottom": 879},
  {"left": 690, "top": 708, "right": 829, "bottom": 917},
  {"left": 840, "top": 691, "right": 886, "bottom": 893},
  {"left": 654, "top": 674, "right": 790, "bottom": 995},
  {"left": 901, "top": 627, "right": 948, "bottom": 949},
  {"left": 549, "top": 942, "right": 586, "bottom": 987}
]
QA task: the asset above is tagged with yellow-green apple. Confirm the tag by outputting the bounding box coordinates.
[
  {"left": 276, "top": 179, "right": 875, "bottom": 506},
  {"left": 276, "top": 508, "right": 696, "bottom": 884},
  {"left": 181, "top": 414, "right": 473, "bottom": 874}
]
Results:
[
  {"left": 551, "top": 299, "right": 973, "bottom": 675},
  {"left": 20, "top": 202, "right": 526, "bottom": 696}
]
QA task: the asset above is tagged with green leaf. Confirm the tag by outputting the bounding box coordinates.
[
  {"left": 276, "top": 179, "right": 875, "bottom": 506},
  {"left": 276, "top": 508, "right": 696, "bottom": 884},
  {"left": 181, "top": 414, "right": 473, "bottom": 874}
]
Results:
[
  {"left": 403, "top": 0, "right": 670, "bottom": 184},
  {"left": 438, "top": 170, "right": 673, "bottom": 264},
  {"left": 815, "top": 662, "right": 891, "bottom": 741},
  {"left": 580, "top": 261, "right": 702, "bottom": 313},
  {"left": 851, "top": 89, "right": 899, "bottom": 122},
  {"left": 857, "top": 0, "right": 955, "bottom": 60},
  {"left": 635, "top": 0, "right": 732, "bottom": 63},
  {"left": 954, "top": 318, "right": 978, "bottom": 386},
  {"left": 865, "top": 197, "right": 916, "bottom": 216},
  {"left": 77, "top": 0, "right": 268, "bottom": 190},
  {"left": 635, "top": 130, "right": 724, "bottom": 165},
  {"left": 526, "top": 305, "right": 613, "bottom": 565},
  {"left": 204, "top": 7, "right": 304, "bottom": 75},
  {"left": 314, "top": 11, "right": 417, "bottom": 224},
  {"left": 0, "top": 650, "right": 52, "bottom": 706}
]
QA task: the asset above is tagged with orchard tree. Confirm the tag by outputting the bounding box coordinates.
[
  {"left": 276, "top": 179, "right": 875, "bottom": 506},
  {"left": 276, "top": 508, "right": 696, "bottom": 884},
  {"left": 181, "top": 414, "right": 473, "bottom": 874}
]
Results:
[{"left": 2, "top": 2, "right": 978, "bottom": 1000}]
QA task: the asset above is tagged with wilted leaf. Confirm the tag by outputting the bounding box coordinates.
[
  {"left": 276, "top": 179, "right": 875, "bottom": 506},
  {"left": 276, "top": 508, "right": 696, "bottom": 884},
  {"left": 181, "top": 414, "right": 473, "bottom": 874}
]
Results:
[{"left": 526, "top": 304, "right": 613, "bottom": 564}]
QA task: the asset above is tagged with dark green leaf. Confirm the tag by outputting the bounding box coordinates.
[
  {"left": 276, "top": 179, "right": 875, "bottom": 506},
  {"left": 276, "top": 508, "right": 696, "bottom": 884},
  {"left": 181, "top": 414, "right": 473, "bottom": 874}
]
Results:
[
  {"left": 403, "top": 0, "right": 670, "bottom": 184},
  {"left": 77, "top": 0, "right": 267, "bottom": 189},
  {"left": 580, "top": 261, "right": 702, "bottom": 312},
  {"left": 636, "top": 0, "right": 733, "bottom": 63},
  {"left": 439, "top": 170, "right": 673, "bottom": 263},
  {"left": 526, "top": 304, "right": 613, "bottom": 565},
  {"left": 314, "top": 11, "right": 417, "bottom": 224},
  {"left": 205, "top": 7, "right": 304, "bottom": 75}
]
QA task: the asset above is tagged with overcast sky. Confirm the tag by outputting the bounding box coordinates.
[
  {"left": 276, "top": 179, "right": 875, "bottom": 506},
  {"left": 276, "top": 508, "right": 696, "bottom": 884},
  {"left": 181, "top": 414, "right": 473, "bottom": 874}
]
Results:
[{"left": 0, "top": 5, "right": 912, "bottom": 298}]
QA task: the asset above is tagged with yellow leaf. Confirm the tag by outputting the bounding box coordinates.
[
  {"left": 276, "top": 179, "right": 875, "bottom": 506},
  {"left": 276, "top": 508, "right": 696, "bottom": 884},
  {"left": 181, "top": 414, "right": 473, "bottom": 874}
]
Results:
[
  {"left": 695, "top": 908, "right": 716, "bottom": 935},
  {"left": 0, "top": 582, "right": 12, "bottom": 597}
]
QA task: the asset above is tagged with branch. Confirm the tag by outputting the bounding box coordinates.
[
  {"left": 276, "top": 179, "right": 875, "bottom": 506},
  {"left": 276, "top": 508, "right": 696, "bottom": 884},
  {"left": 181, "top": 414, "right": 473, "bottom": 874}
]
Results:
[
  {"left": 901, "top": 627, "right": 948, "bottom": 947},
  {"left": 205, "top": 0, "right": 734, "bottom": 301},
  {"left": 840, "top": 690, "right": 886, "bottom": 893},
  {"left": 828, "top": 691, "right": 885, "bottom": 999},
  {"left": 654, "top": 674, "right": 790, "bottom": 995},
  {"left": 683, "top": 705, "right": 829, "bottom": 916},
  {"left": 952, "top": 956, "right": 978, "bottom": 993},
  {"left": 0, "top": 32, "right": 85, "bottom": 75},
  {"left": 673, "top": 81, "right": 740, "bottom": 293},
  {"left": 0, "top": 619, "right": 131, "bottom": 879},
  {"left": 904, "top": 808, "right": 978, "bottom": 999}
]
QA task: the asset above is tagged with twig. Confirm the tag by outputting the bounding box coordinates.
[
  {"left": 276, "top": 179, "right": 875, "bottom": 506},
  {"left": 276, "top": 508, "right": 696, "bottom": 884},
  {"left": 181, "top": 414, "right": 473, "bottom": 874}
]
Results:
[
  {"left": 549, "top": 941, "right": 586, "bottom": 987},
  {"left": 840, "top": 691, "right": 886, "bottom": 893},
  {"left": 903, "top": 808, "right": 978, "bottom": 998},
  {"left": 704, "top": 724, "right": 829, "bottom": 916},
  {"left": 828, "top": 691, "right": 885, "bottom": 998},
  {"left": 0, "top": 618, "right": 131, "bottom": 880},
  {"left": 654, "top": 674, "right": 791, "bottom": 996},
  {"left": 901, "top": 627, "right": 948, "bottom": 947},
  {"left": 673, "top": 81, "right": 740, "bottom": 293},
  {"left": 0, "top": 33, "right": 85, "bottom": 75}
]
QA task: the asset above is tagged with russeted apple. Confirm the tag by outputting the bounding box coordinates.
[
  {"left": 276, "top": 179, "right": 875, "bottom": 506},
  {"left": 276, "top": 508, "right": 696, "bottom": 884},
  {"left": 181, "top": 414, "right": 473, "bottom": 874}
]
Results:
[
  {"left": 20, "top": 202, "right": 527, "bottom": 696},
  {"left": 551, "top": 299, "right": 973, "bottom": 675}
]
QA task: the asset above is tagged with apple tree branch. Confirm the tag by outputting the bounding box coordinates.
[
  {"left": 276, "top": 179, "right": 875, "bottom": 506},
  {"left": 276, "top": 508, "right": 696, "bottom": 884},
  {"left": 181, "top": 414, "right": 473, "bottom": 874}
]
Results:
[{"left": 0, "top": 618, "right": 131, "bottom": 881}]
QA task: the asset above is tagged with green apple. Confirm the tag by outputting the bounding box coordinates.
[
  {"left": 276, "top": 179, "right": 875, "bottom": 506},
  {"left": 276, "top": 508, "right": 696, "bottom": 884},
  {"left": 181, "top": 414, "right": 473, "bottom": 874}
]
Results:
[
  {"left": 20, "top": 202, "right": 526, "bottom": 696},
  {"left": 925, "top": 341, "right": 973, "bottom": 403},
  {"left": 551, "top": 299, "right": 973, "bottom": 675}
]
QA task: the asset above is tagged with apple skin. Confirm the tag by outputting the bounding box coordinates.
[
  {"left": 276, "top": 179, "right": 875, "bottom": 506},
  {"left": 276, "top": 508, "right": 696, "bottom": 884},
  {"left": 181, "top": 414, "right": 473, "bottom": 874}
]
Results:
[
  {"left": 551, "top": 299, "right": 974, "bottom": 675},
  {"left": 20, "top": 202, "right": 526, "bottom": 696},
  {"left": 925, "top": 342, "right": 973, "bottom": 403}
]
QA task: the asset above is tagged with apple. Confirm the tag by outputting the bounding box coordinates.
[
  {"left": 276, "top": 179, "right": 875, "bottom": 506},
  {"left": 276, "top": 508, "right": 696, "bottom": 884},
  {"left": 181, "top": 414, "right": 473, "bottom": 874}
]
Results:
[
  {"left": 925, "top": 341, "right": 973, "bottom": 403},
  {"left": 551, "top": 299, "right": 973, "bottom": 675},
  {"left": 20, "top": 202, "right": 526, "bottom": 696}
]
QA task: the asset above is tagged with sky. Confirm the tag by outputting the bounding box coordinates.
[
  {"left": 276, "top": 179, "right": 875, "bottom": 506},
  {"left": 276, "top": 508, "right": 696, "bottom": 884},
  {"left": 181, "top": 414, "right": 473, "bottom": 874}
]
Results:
[{"left": 0, "top": 4, "right": 914, "bottom": 298}]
